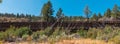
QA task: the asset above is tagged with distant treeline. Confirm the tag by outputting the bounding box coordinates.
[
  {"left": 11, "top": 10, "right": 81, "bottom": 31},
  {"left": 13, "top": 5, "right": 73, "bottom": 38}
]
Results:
[
  {"left": 0, "top": 13, "right": 39, "bottom": 18},
  {"left": 0, "top": 13, "right": 41, "bottom": 21},
  {"left": 0, "top": 13, "right": 86, "bottom": 21}
]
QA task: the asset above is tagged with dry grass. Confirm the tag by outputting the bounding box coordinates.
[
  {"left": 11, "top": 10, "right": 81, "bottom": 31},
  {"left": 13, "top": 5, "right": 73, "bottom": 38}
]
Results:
[
  {"left": 2, "top": 38, "right": 114, "bottom": 44},
  {"left": 55, "top": 38, "right": 114, "bottom": 44}
]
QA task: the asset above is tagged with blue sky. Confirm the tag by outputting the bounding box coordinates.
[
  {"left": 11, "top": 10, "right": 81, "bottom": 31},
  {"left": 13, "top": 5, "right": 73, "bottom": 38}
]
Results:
[{"left": 0, "top": 0, "right": 120, "bottom": 16}]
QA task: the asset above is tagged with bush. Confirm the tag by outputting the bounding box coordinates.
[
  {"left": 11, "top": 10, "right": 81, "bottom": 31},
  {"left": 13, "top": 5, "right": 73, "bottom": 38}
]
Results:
[
  {"left": 32, "top": 31, "right": 41, "bottom": 41},
  {"left": 48, "top": 28, "right": 61, "bottom": 42},
  {"left": 0, "top": 32, "right": 5, "bottom": 41},
  {"left": 15, "top": 27, "right": 32, "bottom": 38},
  {"left": 0, "top": 26, "right": 16, "bottom": 41},
  {"left": 52, "top": 28, "right": 61, "bottom": 36},
  {"left": 108, "top": 28, "right": 120, "bottom": 44},
  {"left": 86, "top": 28, "right": 98, "bottom": 39},
  {"left": 77, "top": 29, "right": 87, "bottom": 38},
  {"left": 31, "top": 30, "right": 49, "bottom": 42},
  {"left": 96, "top": 26, "right": 119, "bottom": 40},
  {"left": 44, "top": 27, "right": 51, "bottom": 36},
  {"left": 22, "top": 34, "right": 29, "bottom": 41},
  {"left": 4, "top": 26, "right": 16, "bottom": 41},
  {"left": 58, "top": 30, "right": 68, "bottom": 40},
  {"left": 103, "top": 26, "right": 113, "bottom": 34}
]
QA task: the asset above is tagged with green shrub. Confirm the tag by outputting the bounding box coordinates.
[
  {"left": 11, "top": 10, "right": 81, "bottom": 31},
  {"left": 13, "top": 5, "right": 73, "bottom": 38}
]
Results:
[
  {"left": 4, "top": 26, "right": 16, "bottom": 40},
  {"left": 58, "top": 30, "right": 68, "bottom": 40},
  {"left": 52, "top": 28, "right": 60, "bottom": 36},
  {"left": 108, "top": 28, "right": 120, "bottom": 44},
  {"left": 44, "top": 27, "right": 51, "bottom": 36},
  {"left": 39, "top": 30, "right": 46, "bottom": 35},
  {"left": 15, "top": 27, "right": 32, "bottom": 38},
  {"left": 0, "top": 26, "right": 16, "bottom": 41},
  {"left": 0, "top": 32, "right": 5, "bottom": 41},
  {"left": 103, "top": 26, "right": 113, "bottom": 34},
  {"left": 32, "top": 31, "right": 41, "bottom": 41},
  {"left": 22, "top": 34, "right": 29, "bottom": 41},
  {"left": 77, "top": 29, "right": 87, "bottom": 38},
  {"left": 44, "top": 27, "right": 60, "bottom": 36},
  {"left": 31, "top": 30, "right": 49, "bottom": 42},
  {"left": 49, "top": 28, "right": 61, "bottom": 42},
  {"left": 86, "top": 28, "right": 98, "bottom": 39},
  {"left": 96, "top": 26, "right": 120, "bottom": 42}
]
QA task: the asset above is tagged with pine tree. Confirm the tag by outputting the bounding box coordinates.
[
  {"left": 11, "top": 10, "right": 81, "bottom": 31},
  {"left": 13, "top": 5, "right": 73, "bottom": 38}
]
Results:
[
  {"left": 112, "top": 4, "right": 119, "bottom": 18},
  {"left": 56, "top": 8, "right": 63, "bottom": 19},
  {"left": 84, "top": 5, "right": 91, "bottom": 21},
  {"left": 104, "top": 8, "right": 111, "bottom": 17},
  {"left": 98, "top": 13, "right": 102, "bottom": 18},
  {"left": 112, "top": 4, "right": 119, "bottom": 13},
  {"left": 91, "top": 13, "right": 98, "bottom": 21},
  {"left": 20, "top": 14, "right": 25, "bottom": 18},
  {"left": 41, "top": 1, "right": 54, "bottom": 22}
]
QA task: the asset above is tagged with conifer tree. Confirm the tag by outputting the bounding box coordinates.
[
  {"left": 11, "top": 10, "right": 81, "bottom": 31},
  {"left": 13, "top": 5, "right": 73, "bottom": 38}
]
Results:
[
  {"left": 41, "top": 0, "right": 54, "bottom": 22},
  {"left": 84, "top": 5, "right": 91, "bottom": 21},
  {"left": 112, "top": 4, "right": 119, "bottom": 18},
  {"left": 56, "top": 8, "right": 63, "bottom": 19},
  {"left": 104, "top": 8, "right": 111, "bottom": 17},
  {"left": 98, "top": 13, "right": 102, "bottom": 18}
]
